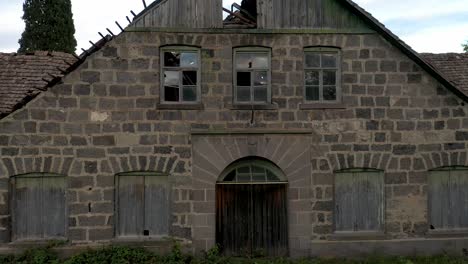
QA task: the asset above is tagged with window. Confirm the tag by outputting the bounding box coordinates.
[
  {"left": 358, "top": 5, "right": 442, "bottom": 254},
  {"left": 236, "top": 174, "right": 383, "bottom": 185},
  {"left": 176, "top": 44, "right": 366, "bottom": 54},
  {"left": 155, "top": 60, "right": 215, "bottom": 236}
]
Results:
[
  {"left": 334, "top": 169, "right": 384, "bottom": 233},
  {"left": 161, "top": 46, "right": 200, "bottom": 103},
  {"left": 234, "top": 47, "right": 271, "bottom": 104},
  {"left": 115, "top": 172, "right": 170, "bottom": 239},
  {"left": 429, "top": 167, "right": 468, "bottom": 231},
  {"left": 11, "top": 173, "right": 67, "bottom": 241},
  {"left": 219, "top": 159, "right": 287, "bottom": 183},
  {"left": 304, "top": 47, "right": 341, "bottom": 103}
]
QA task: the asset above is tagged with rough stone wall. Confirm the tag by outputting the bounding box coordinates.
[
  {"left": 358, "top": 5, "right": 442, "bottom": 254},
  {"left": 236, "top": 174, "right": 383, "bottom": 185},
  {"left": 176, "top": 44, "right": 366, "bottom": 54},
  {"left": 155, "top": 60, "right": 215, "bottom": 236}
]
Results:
[{"left": 0, "top": 31, "right": 467, "bottom": 254}]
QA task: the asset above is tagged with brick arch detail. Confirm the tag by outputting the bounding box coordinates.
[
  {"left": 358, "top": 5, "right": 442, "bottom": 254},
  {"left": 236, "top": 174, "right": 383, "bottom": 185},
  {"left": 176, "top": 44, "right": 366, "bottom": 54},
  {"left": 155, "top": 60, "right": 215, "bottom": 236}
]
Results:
[
  {"left": 192, "top": 134, "right": 312, "bottom": 185},
  {"left": 191, "top": 134, "right": 313, "bottom": 256},
  {"left": 0, "top": 156, "right": 74, "bottom": 178},
  {"left": 107, "top": 155, "right": 181, "bottom": 175},
  {"left": 421, "top": 151, "right": 468, "bottom": 170},
  {"left": 326, "top": 152, "right": 392, "bottom": 171}
]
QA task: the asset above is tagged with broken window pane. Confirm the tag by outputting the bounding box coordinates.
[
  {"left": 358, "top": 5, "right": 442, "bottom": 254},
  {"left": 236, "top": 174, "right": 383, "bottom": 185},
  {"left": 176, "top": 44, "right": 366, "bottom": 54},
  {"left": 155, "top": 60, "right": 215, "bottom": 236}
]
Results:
[
  {"left": 236, "top": 52, "right": 269, "bottom": 69},
  {"left": 323, "top": 86, "right": 337, "bottom": 101},
  {"left": 237, "top": 87, "right": 251, "bottom": 102},
  {"left": 183, "top": 86, "right": 197, "bottom": 102},
  {"left": 306, "top": 86, "right": 320, "bottom": 101},
  {"left": 164, "top": 71, "right": 179, "bottom": 87},
  {"left": 164, "top": 52, "right": 180, "bottom": 67},
  {"left": 305, "top": 53, "right": 320, "bottom": 68},
  {"left": 236, "top": 53, "right": 252, "bottom": 69},
  {"left": 251, "top": 53, "right": 269, "bottom": 68},
  {"left": 253, "top": 86, "right": 268, "bottom": 102},
  {"left": 322, "top": 54, "right": 337, "bottom": 68},
  {"left": 237, "top": 72, "right": 251, "bottom": 86},
  {"left": 305, "top": 71, "right": 319, "bottom": 85},
  {"left": 253, "top": 71, "right": 268, "bottom": 86},
  {"left": 165, "top": 86, "right": 179, "bottom": 102},
  {"left": 323, "top": 71, "right": 336, "bottom": 85},
  {"left": 181, "top": 52, "right": 198, "bottom": 67},
  {"left": 182, "top": 71, "right": 197, "bottom": 85}
]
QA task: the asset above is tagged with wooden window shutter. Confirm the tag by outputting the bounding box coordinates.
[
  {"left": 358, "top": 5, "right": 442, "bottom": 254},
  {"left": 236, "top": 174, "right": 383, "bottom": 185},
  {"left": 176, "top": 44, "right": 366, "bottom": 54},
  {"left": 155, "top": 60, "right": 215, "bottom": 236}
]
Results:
[
  {"left": 334, "top": 169, "right": 384, "bottom": 232},
  {"left": 429, "top": 167, "right": 468, "bottom": 230},
  {"left": 116, "top": 172, "right": 170, "bottom": 239},
  {"left": 12, "top": 173, "right": 67, "bottom": 241}
]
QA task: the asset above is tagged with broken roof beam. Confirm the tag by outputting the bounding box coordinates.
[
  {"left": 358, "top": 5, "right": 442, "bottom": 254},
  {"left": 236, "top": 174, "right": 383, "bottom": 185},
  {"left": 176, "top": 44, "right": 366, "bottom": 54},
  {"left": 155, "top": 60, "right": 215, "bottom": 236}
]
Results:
[
  {"left": 231, "top": 2, "right": 256, "bottom": 22},
  {"left": 222, "top": 7, "right": 256, "bottom": 26}
]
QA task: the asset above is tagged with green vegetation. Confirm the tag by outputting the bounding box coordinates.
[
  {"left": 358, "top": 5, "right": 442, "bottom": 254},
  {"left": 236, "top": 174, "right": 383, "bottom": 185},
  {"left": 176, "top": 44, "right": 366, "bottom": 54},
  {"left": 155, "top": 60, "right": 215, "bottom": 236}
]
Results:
[
  {"left": 18, "top": 0, "right": 77, "bottom": 54},
  {"left": 463, "top": 41, "right": 468, "bottom": 53},
  {"left": 0, "top": 244, "right": 465, "bottom": 264}
]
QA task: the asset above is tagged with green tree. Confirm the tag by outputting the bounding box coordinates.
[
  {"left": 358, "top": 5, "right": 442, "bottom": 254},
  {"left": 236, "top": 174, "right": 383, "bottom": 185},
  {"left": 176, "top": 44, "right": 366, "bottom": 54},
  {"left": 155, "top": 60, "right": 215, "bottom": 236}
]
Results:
[
  {"left": 463, "top": 41, "right": 468, "bottom": 52},
  {"left": 18, "top": 0, "right": 77, "bottom": 54}
]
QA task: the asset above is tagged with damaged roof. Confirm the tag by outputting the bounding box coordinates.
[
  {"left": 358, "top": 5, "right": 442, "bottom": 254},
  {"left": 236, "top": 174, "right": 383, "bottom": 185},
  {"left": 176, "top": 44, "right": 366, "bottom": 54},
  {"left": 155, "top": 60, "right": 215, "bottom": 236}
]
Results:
[
  {"left": 0, "top": 51, "right": 77, "bottom": 118},
  {"left": 421, "top": 53, "right": 468, "bottom": 96},
  {"left": 0, "top": 0, "right": 467, "bottom": 121}
]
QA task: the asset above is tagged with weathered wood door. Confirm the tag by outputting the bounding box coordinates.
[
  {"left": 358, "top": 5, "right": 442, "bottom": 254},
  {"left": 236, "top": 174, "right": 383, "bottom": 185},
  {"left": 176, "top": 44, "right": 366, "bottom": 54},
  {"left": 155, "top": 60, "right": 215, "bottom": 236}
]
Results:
[{"left": 216, "top": 183, "right": 288, "bottom": 257}]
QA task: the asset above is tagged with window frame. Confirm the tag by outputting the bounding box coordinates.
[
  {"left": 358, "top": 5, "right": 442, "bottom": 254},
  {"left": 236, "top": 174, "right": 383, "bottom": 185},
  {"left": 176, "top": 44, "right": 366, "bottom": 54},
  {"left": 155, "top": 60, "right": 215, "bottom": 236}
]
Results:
[
  {"left": 10, "top": 173, "right": 68, "bottom": 242},
  {"left": 233, "top": 47, "right": 272, "bottom": 105},
  {"left": 303, "top": 47, "right": 342, "bottom": 104},
  {"left": 428, "top": 166, "right": 468, "bottom": 233},
  {"left": 333, "top": 168, "right": 385, "bottom": 235},
  {"left": 160, "top": 46, "right": 202, "bottom": 105},
  {"left": 218, "top": 159, "right": 287, "bottom": 184},
  {"left": 114, "top": 171, "right": 171, "bottom": 240}
]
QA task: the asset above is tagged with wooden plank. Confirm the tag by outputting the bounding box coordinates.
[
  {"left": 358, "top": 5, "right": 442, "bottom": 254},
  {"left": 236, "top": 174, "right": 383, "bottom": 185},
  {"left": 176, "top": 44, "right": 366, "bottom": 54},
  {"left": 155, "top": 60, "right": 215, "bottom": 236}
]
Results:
[
  {"left": 144, "top": 176, "right": 170, "bottom": 236},
  {"left": 254, "top": 0, "right": 370, "bottom": 30},
  {"left": 335, "top": 171, "right": 383, "bottom": 232},
  {"left": 15, "top": 177, "right": 43, "bottom": 240},
  {"left": 42, "top": 177, "right": 67, "bottom": 238},
  {"left": 117, "top": 176, "right": 144, "bottom": 237},
  {"left": 430, "top": 171, "right": 451, "bottom": 229},
  {"left": 251, "top": 184, "right": 288, "bottom": 257},
  {"left": 335, "top": 172, "right": 353, "bottom": 231},
  {"left": 449, "top": 170, "right": 468, "bottom": 228}
]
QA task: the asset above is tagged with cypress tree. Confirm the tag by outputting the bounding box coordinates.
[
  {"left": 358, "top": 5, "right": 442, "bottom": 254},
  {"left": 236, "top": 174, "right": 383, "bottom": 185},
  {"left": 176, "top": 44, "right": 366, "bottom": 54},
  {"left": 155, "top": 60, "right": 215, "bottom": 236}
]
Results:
[{"left": 18, "top": 0, "right": 77, "bottom": 54}]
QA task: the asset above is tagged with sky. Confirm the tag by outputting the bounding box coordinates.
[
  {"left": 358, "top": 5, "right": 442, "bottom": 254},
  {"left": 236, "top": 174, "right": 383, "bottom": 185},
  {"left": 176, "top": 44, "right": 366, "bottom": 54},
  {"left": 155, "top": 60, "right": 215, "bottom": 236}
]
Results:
[{"left": 0, "top": 0, "right": 467, "bottom": 54}]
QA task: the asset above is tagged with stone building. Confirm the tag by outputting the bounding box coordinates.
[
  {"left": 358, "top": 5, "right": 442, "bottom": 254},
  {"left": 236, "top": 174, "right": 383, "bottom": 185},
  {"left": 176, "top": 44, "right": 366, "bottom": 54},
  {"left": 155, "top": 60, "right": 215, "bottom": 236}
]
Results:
[{"left": 0, "top": 0, "right": 467, "bottom": 258}]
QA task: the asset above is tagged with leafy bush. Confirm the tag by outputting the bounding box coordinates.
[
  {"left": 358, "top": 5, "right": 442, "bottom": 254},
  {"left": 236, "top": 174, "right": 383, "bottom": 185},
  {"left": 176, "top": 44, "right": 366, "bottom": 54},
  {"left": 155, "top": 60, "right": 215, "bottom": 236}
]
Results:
[{"left": 0, "top": 244, "right": 466, "bottom": 264}]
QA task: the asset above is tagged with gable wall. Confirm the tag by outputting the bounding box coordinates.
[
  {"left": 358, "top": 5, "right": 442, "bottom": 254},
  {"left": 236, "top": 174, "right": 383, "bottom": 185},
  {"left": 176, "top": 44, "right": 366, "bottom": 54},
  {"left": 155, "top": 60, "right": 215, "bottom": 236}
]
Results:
[
  {"left": 0, "top": 31, "right": 467, "bottom": 255},
  {"left": 132, "top": 0, "right": 223, "bottom": 28},
  {"left": 257, "top": 0, "right": 370, "bottom": 30}
]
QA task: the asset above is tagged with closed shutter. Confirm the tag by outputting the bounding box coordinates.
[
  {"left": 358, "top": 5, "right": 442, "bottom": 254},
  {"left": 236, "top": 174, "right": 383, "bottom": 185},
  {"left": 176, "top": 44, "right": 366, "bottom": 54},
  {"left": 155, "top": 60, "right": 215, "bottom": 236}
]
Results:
[
  {"left": 116, "top": 172, "right": 170, "bottom": 238},
  {"left": 429, "top": 167, "right": 468, "bottom": 230},
  {"left": 12, "top": 174, "right": 67, "bottom": 241},
  {"left": 334, "top": 169, "right": 384, "bottom": 232}
]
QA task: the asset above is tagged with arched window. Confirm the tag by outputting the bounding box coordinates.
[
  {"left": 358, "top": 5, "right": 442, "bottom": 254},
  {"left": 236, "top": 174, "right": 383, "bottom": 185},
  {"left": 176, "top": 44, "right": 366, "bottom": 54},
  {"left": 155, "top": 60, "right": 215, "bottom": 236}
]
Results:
[
  {"left": 218, "top": 158, "right": 287, "bottom": 183},
  {"left": 11, "top": 173, "right": 67, "bottom": 241},
  {"left": 429, "top": 166, "right": 468, "bottom": 231}
]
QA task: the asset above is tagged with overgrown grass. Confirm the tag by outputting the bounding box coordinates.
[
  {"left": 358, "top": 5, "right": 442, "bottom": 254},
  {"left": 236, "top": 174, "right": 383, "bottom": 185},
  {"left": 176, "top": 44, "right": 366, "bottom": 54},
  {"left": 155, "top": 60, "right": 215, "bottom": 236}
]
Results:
[{"left": 0, "top": 244, "right": 466, "bottom": 264}]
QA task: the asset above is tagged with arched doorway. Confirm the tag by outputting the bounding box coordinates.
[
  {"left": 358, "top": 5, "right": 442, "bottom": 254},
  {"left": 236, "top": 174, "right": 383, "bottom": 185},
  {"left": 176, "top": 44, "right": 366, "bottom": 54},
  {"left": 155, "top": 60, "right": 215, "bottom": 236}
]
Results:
[{"left": 216, "top": 158, "right": 289, "bottom": 257}]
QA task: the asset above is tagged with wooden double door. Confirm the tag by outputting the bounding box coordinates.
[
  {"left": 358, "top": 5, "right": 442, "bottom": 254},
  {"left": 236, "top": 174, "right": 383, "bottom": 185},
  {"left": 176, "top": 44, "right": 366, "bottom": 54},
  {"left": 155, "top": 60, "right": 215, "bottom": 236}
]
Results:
[{"left": 216, "top": 184, "right": 288, "bottom": 257}]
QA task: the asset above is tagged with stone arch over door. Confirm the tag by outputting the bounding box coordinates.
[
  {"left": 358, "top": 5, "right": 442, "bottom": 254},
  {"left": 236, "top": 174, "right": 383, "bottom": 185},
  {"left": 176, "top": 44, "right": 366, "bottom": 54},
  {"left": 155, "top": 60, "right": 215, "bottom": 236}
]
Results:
[
  {"left": 216, "top": 157, "right": 289, "bottom": 256},
  {"left": 191, "top": 133, "right": 313, "bottom": 257}
]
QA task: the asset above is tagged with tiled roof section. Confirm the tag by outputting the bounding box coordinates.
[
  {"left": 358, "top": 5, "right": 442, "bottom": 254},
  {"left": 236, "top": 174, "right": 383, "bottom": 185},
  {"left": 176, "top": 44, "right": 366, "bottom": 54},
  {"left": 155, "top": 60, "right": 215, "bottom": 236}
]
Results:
[
  {"left": 421, "top": 53, "right": 468, "bottom": 96},
  {"left": 0, "top": 51, "right": 77, "bottom": 118}
]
